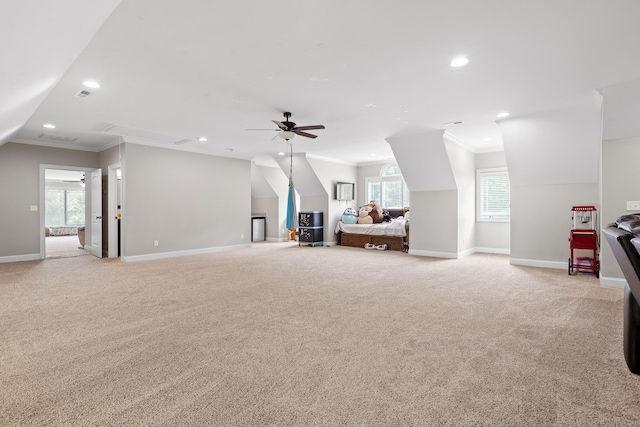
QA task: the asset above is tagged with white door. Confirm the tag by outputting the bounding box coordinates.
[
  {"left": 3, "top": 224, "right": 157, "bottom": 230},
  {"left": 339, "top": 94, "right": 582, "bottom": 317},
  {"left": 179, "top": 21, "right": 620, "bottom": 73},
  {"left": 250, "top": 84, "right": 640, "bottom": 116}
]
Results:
[{"left": 91, "top": 168, "right": 103, "bottom": 258}]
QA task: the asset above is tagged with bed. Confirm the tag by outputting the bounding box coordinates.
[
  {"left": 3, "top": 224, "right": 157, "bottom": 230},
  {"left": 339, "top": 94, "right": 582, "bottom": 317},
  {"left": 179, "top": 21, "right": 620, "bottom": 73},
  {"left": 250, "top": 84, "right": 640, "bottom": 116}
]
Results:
[{"left": 335, "top": 210, "right": 409, "bottom": 251}]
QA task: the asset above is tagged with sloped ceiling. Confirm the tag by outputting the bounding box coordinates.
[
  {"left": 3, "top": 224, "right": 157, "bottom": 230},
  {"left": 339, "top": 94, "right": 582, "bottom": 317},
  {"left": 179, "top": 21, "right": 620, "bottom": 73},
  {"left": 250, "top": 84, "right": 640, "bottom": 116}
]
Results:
[
  {"left": 3, "top": 1, "right": 640, "bottom": 165},
  {"left": 0, "top": 1, "right": 121, "bottom": 145}
]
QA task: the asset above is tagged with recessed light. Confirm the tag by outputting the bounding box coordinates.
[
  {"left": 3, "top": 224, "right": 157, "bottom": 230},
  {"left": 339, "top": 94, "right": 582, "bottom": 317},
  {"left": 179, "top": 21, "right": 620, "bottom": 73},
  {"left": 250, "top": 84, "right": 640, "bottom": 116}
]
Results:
[
  {"left": 496, "top": 111, "right": 510, "bottom": 118},
  {"left": 43, "top": 123, "right": 56, "bottom": 129},
  {"left": 370, "top": 153, "right": 377, "bottom": 157},
  {"left": 450, "top": 57, "right": 469, "bottom": 67},
  {"left": 198, "top": 137, "right": 207, "bottom": 142},
  {"left": 278, "top": 152, "right": 285, "bottom": 156},
  {"left": 82, "top": 80, "right": 100, "bottom": 89}
]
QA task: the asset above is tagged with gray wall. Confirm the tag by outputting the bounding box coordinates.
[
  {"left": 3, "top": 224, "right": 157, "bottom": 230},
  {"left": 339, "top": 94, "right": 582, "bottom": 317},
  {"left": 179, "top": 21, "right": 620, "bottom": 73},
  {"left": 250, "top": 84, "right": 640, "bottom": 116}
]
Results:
[
  {"left": 475, "top": 151, "right": 510, "bottom": 251},
  {"left": 601, "top": 136, "right": 640, "bottom": 279},
  {"left": 409, "top": 190, "right": 458, "bottom": 256},
  {"left": 122, "top": 143, "right": 251, "bottom": 259},
  {"left": 510, "top": 183, "right": 598, "bottom": 265},
  {"left": 0, "top": 142, "right": 99, "bottom": 260}
]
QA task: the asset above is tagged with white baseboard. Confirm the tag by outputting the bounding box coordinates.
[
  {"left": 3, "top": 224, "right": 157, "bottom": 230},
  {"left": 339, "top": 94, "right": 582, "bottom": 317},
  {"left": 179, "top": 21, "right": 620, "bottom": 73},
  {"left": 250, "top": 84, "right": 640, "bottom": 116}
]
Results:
[
  {"left": 266, "top": 237, "right": 289, "bottom": 242},
  {"left": 408, "top": 247, "right": 508, "bottom": 259},
  {"left": 509, "top": 258, "right": 567, "bottom": 270},
  {"left": 0, "top": 253, "right": 41, "bottom": 263},
  {"left": 599, "top": 276, "right": 626, "bottom": 289},
  {"left": 409, "top": 249, "right": 458, "bottom": 258},
  {"left": 475, "top": 247, "right": 510, "bottom": 255},
  {"left": 121, "top": 244, "right": 251, "bottom": 263}
]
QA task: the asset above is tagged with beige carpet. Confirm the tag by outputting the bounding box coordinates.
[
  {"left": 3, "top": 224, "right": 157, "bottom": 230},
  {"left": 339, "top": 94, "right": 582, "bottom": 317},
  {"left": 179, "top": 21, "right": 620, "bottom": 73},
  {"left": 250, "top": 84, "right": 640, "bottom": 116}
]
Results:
[
  {"left": 45, "top": 235, "right": 88, "bottom": 259},
  {"left": 1, "top": 242, "right": 639, "bottom": 426}
]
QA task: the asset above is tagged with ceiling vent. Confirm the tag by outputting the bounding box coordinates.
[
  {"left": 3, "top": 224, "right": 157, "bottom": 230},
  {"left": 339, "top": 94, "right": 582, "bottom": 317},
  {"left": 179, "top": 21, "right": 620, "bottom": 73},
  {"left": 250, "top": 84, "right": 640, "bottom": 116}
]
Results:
[
  {"left": 39, "top": 133, "right": 78, "bottom": 142},
  {"left": 75, "top": 89, "right": 91, "bottom": 98}
]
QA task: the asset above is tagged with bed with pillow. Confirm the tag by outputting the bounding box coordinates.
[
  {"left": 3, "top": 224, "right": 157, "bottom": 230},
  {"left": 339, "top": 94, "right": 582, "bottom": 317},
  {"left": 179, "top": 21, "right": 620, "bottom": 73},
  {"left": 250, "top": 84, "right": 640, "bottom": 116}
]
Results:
[{"left": 335, "top": 209, "right": 409, "bottom": 251}]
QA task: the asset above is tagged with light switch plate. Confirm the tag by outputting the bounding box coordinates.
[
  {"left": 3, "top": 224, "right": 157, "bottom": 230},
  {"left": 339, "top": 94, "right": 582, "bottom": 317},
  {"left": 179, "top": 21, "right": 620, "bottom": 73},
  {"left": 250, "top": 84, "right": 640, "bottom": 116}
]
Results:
[
  {"left": 30, "top": 205, "right": 38, "bottom": 211},
  {"left": 627, "top": 201, "right": 640, "bottom": 211}
]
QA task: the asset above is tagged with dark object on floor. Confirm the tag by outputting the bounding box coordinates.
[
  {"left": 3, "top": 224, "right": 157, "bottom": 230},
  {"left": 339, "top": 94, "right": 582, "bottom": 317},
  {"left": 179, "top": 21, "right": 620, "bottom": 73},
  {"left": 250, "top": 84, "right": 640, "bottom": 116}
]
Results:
[{"left": 602, "top": 214, "right": 640, "bottom": 375}]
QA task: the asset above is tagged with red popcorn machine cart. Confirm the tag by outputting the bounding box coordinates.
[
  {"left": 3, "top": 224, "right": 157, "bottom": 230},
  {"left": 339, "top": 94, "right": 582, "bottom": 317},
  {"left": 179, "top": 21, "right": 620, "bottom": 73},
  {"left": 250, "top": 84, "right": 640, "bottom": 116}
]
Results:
[{"left": 568, "top": 205, "right": 599, "bottom": 277}]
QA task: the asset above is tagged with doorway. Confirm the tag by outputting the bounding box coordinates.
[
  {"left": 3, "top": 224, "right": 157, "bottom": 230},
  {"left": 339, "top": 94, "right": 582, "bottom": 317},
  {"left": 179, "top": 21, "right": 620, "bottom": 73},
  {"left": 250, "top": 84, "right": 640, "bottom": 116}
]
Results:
[
  {"left": 107, "top": 163, "right": 122, "bottom": 258},
  {"left": 40, "top": 165, "right": 102, "bottom": 260}
]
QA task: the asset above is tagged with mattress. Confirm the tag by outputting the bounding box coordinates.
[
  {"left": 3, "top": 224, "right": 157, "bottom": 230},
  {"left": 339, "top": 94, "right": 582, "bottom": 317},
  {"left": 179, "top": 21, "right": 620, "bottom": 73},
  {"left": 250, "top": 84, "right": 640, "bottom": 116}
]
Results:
[{"left": 335, "top": 219, "right": 407, "bottom": 237}]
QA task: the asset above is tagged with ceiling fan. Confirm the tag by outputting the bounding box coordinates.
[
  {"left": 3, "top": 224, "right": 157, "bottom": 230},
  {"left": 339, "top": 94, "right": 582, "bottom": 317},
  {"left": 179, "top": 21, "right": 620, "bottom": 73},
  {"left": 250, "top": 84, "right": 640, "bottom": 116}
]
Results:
[
  {"left": 63, "top": 174, "right": 86, "bottom": 186},
  {"left": 247, "top": 112, "right": 325, "bottom": 140}
]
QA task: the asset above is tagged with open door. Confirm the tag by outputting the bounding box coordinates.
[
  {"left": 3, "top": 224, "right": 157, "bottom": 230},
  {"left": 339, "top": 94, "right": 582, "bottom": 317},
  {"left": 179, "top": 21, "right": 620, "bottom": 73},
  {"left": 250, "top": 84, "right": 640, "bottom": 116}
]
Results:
[{"left": 91, "top": 168, "right": 103, "bottom": 258}]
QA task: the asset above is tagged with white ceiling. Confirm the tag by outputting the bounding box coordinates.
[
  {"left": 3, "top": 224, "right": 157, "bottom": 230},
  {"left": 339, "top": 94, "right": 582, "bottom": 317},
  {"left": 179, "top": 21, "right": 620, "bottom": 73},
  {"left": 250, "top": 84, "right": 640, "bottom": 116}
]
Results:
[{"left": 4, "top": 1, "right": 640, "bottom": 166}]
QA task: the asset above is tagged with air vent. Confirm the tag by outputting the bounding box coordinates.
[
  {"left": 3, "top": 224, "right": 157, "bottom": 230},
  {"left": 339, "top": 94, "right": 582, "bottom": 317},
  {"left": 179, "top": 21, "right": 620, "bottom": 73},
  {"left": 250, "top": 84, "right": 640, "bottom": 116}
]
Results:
[
  {"left": 75, "top": 89, "right": 91, "bottom": 98},
  {"left": 39, "top": 133, "right": 78, "bottom": 143}
]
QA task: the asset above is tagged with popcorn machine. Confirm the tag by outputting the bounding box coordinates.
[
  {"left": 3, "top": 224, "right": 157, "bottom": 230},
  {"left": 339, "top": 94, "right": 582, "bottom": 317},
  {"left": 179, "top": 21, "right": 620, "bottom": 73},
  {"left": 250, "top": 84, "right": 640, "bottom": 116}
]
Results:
[{"left": 568, "top": 206, "right": 599, "bottom": 277}]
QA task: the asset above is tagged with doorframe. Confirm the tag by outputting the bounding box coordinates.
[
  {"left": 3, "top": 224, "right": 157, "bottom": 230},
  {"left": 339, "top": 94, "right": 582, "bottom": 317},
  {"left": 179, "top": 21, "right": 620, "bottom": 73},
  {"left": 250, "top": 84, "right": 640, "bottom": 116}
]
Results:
[
  {"left": 107, "top": 163, "right": 122, "bottom": 258},
  {"left": 39, "top": 164, "right": 98, "bottom": 259}
]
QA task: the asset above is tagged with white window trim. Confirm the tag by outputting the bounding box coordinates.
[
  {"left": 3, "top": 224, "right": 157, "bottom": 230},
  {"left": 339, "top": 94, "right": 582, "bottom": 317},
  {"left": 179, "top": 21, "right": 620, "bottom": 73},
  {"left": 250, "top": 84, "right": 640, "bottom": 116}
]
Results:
[
  {"left": 365, "top": 164, "right": 410, "bottom": 209},
  {"left": 477, "top": 167, "right": 510, "bottom": 222}
]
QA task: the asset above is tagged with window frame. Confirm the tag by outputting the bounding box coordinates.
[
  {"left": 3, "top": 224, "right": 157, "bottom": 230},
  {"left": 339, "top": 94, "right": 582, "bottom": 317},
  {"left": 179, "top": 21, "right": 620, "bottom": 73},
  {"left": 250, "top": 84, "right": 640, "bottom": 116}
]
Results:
[
  {"left": 365, "top": 163, "right": 410, "bottom": 209},
  {"left": 477, "top": 167, "right": 510, "bottom": 222}
]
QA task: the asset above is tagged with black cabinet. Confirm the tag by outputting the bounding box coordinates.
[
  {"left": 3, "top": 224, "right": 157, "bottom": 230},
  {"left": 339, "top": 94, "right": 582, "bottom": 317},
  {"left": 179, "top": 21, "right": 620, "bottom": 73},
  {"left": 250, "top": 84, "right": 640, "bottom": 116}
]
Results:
[{"left": 299, "top": 211, "right": 323, "bottom": 247}]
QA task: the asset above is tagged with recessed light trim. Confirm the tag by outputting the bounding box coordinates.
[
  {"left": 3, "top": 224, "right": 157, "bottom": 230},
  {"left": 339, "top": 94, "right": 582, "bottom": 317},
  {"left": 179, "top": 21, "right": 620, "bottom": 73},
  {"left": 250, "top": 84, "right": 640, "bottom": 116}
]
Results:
[
  {"left": 496, "top": 111, "right": 510, "bottom": 118},
  {"left": 43, "top": 123, "right": 56, "bottom": 129},
  {"left": 450, "top": 57, "right": 469, "bottom": 67},
  {"left": 198, "top": 137, "right": 207, "bottom": 142},
  {"left": 82, "top": 80, "right": 100, "bottom": 89}
]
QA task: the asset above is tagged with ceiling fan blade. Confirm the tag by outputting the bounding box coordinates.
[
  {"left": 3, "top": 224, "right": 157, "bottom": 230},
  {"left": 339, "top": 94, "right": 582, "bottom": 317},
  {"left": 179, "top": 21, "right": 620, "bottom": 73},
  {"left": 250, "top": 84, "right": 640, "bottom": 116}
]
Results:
[
  {"left": 295, "top": 130, "right": 318, "bottom": 139},
  {"left": 272, "top": 120, "right": 287, "bottom": 130},
  {"left": 293, "top": 125, "right": 325, "bottom": 131}
]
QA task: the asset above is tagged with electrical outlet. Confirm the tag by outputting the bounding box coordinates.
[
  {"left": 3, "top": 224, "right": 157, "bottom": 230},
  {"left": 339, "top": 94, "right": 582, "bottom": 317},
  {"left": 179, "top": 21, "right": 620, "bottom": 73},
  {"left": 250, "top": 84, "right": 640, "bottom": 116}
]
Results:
[
  {"left": 30, "top": 205, "right": 38, "bottom": 211},
  {"left": 240, "top": 234, "right": 244, "bottom": 239},
  {"left": 627, "top": 201, "right": 640, "bottom": 211},
  {"left": 154, "top": 240, "right": 159, "bottom": 247}
]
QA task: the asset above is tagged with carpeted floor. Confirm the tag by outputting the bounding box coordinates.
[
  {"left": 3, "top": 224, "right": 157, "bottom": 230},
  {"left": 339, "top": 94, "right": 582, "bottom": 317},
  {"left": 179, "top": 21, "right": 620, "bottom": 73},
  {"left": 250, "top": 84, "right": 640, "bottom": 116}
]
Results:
[
  {"left": 45, "top": 235, "right": 88, "bottom": 259},
  {"left": 1, "top": 242, "right": 639, "bottom": 426}
]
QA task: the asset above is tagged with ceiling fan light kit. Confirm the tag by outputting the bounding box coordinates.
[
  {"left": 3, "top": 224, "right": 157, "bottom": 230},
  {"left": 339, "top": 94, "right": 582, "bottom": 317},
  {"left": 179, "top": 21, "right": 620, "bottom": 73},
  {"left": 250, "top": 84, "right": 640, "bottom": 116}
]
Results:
[{"left": 247, "top": 111, "right": 325, "bottom": 142}]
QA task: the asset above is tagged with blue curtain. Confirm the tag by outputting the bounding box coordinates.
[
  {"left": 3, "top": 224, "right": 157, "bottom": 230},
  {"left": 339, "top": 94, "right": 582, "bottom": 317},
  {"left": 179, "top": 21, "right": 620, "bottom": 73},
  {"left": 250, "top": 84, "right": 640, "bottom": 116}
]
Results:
[{"left": 286, "top": 178, "right": 295, "bottom": 228}]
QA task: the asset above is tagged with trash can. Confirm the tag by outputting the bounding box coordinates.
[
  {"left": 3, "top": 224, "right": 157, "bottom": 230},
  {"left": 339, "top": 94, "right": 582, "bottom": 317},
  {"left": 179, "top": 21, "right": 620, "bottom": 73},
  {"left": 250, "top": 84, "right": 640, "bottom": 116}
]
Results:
[{"left": 251, "top": 216, "right": 265, "bottom": 242}]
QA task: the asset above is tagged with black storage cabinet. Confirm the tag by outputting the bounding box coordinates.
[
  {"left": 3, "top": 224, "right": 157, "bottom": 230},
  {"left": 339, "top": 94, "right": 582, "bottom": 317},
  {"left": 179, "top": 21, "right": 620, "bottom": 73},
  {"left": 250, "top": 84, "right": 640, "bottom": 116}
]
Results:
[{"left": 298, "top": 211, "right": 323, "bottom": 247}]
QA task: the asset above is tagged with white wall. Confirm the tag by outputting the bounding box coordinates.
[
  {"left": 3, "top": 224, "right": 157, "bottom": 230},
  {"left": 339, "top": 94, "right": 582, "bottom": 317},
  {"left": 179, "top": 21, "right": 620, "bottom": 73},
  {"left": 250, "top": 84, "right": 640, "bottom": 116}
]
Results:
[
  {"left": 500, "top": 97, "right": 601, "bottom": 268},
  {"left": 308, "top": 157, "right": 358, "bottom": 245},
  {"left": 357, "top": 163, "right": 382, "bottom": 208},
  {"left": 122, "top": 143, "right": 251, "bottom": 260},
  {"left": 251, "top": 163, "right": 289, "bottom": 241},
  {"left": 445, "top": 138, "right": 476, "bottom": 254}
]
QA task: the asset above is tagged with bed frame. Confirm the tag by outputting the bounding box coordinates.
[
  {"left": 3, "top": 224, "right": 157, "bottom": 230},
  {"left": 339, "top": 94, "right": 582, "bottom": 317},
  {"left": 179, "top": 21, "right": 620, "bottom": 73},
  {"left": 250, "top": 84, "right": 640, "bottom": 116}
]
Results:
[
  {"left": 338, "top": 208, "right": 409, "bottom": 251},
  {"left": 339, "top": 232, "right": 405, "bottom": 251}
]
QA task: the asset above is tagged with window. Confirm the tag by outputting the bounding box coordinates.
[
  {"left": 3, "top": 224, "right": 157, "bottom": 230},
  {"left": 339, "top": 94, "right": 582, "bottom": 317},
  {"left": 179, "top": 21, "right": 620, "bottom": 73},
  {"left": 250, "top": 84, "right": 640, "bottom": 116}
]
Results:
[
  {"left": 46, "top": 189, "right": 85, "bottom": 226},
  {"left": 477, "top": 168, "right": 510, "bottom": 221},
  {"left": 366, "top": 164, "right": 410, "bottom": 208}
]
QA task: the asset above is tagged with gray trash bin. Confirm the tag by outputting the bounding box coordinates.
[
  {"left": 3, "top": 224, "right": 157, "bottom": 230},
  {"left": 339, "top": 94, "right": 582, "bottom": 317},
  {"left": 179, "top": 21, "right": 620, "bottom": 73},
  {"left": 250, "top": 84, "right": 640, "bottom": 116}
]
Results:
[{"left": 251, "top": 217, "right": 265, "bottom": 242}]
